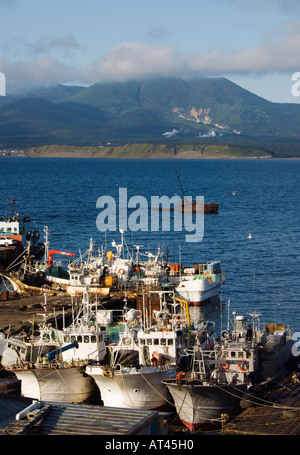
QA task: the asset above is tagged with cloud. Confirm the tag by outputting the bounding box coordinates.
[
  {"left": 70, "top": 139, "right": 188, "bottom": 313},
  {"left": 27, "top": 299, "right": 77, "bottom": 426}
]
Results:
[
  {"left": 28, "top": 36, "right": 81, "bottom": 57},
  {"left": 3, "top": 19, "right": 300, "bottom": 91},
  {"left": 84, "top": 43, "right": 183, "bottom": 83},
  {"left": 4, "top": 57, "right": 79, "bottom": 91},
  {"left": 1, "top": 35, "right": 82, "bottom": 90},
  {"left": 84, "top": 22, "right": 300, "bottom": 84},
  {"left": 3, "top": 35, "right": 81, "bottom": 60},
  {"left": 143, "top": 26, "right": 172, "bottom": 43}
]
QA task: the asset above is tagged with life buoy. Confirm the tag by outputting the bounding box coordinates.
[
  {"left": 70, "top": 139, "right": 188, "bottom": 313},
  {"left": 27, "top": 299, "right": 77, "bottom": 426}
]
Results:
[
  {"left": 221, "top": 330, "right": 229, "bottom": 340},
  {"left": 175, "top": 314, "right": 185, "bottom": 321},
  {"left": 238, "top": 362, "right": 248, "bottom": 371},
  {"left": 118, "top": 269, "right": 125, "bottom": 275},
  {"left": 91, "top": 277, "right": 98, "bottom": 284},
  {"left": 219, "top": 359, "right": 230, "bottom": 370},
  {"left": 205, "top": 276, "right": 212, "bottom": 283}
]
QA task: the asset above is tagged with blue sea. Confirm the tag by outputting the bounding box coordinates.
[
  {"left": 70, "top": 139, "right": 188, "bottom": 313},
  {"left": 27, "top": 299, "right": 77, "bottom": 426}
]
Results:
[{"left": 0, "top": 157, "right": 299, "bottom": 333}]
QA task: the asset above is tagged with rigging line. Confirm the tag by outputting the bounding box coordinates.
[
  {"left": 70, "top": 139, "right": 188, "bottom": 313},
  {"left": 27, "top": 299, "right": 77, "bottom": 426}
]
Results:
[
  {"left": 52, "top": 365, "right": 86, "bottom": 401},
  {"left": 213, "top": 380, "right": 300, "bottom": 411},
  {"left": 231, "top": 374, "right": 300, "bottom": 409},
  {"left": 175, "top": 384, "right": 191, "bottom": 422},
  {"left": 139, "top": 370, "right": 176, "bottom": 408},
  {"left": 168, "top": 379, "right": 222, "bottom": 423},
  {"left": 4, "top": 250, "right": 27, "bottom": 271},
  {"left": 0, "top": 274, "right": 11, "bottom": 291},
  {"left": 8, "top": 365, "right": 60, "bottom": 389},
  {"left": 120, "top": 366, "right": 135, "bottom": 408},
  {"left": 94, "top": 368, "right": 140, "bottom": 408}
]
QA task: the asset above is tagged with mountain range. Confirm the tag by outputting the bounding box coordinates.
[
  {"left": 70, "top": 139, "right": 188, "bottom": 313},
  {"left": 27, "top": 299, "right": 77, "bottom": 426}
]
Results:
[{"left": 1, "top": 77, "right": 300, "bottom": 157}]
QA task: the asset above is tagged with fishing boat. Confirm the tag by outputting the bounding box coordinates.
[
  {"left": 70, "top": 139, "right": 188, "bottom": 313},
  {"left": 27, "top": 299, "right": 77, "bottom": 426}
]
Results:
[
  {"left": 7, "top": 231, "right": 111, "bottom": 297},
  {"left": 1, "top": 289, "right": 107, "bottom": 403},
  {"left": 46, "top": 234, "right": 128, "bottom": 296},
  {"left": 0, "top": 198, "right": 44, "bottom": 271},
  {"left": 172, "top": 261, "right": 225, "bottom": 306},
  {"left": 163, "top": 305, "right": 294, "bottom": 431},
  {"left": 125, "top": 241, "right": 225, "bottom": 305},
  {"left": 4, "top": 228, "right": 224, "bottom": 306},
  {"left": 86, "top": 292, "right": 194, "bottom": 411},
  {"left": 155, "top": 169, "right": 219, "bottom": 214},
  {"left": 175, "top": 168, "right": 219, "bottom": 214}
]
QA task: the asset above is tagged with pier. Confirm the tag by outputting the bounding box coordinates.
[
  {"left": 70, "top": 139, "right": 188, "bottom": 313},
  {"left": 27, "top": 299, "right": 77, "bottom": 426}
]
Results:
[{"left": 223, "top": 372, "right": 300, "bottom": 435}]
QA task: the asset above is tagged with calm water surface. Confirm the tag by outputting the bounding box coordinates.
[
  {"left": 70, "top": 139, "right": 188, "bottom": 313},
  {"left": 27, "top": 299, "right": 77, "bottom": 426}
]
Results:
[{"left": 0, "top": 157, "right": 299, "bottom": 333}]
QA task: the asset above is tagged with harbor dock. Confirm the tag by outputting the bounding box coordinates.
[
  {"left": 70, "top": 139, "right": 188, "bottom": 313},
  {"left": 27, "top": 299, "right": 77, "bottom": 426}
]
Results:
[
  {"left": 223, "top": 372, "right": 300, "bottom": 435},
  {"left": 1, "top": 290, "right": 300, "bottom": 436}
]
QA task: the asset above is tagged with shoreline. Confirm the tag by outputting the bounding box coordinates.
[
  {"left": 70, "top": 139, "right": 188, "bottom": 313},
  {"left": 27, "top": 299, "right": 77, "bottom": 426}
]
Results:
[
  {"left": 2, "top": 142, "right": 300, "bottom": 159},
  {"left": 2, "top": 154, "right": 299, "bottom": 159}
]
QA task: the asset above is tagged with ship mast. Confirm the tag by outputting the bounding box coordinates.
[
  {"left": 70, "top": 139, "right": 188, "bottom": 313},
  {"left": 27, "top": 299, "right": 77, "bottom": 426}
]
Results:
[
  {"left": 175, "top": 168, "right": 185, "bottom": 197},
  {"left": 10, "top": 197, "right": 17, "bottom": 218}
]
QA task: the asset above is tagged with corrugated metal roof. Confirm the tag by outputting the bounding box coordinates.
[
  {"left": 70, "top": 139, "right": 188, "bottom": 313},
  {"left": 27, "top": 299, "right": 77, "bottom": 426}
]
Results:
[
  {"left": 38, "top": 402, "right": 162, "bottom": 435},
  {"left": 0, "top": 393, "right": 33, "bottom": 430},
  {"left": 0, "top": 397, "right": 165, "bottom": 435}
]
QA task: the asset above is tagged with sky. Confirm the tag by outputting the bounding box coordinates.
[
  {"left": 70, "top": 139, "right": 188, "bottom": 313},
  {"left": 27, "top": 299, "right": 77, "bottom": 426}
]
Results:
[{"left": 1, "top": 0, "right": 300, "bottom": 102}]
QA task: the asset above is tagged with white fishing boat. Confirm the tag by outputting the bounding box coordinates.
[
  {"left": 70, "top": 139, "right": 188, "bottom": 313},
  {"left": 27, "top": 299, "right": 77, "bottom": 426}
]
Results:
[
  {"left": 46, "top": 233, "right": 133, "bottom": 295},
  {"left": 152, "top": 260, "right": 225, "bottom": 306},
  {"left": 86, "top": 291, "right": 194, "bottom": 411},
  {"left": 1, "top": 289, "right": 107, "bottom": 403},
  {"left": 163, "top": 304, "right": 294, "bottom": 430},
  {"left": 6, "top": 228, "right": 224, "bottom": 305},
  {"left": 126, "top": 242, "right": 225, "bottom": 305}
]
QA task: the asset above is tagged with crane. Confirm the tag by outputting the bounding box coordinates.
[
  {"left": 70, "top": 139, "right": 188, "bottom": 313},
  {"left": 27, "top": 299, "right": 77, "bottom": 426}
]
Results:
[
  {"left": 174, "top": 296, "right": 191, "bottom": 328},
  {"left": 47, "top": 250, "right": 75, "bottom": 266}
]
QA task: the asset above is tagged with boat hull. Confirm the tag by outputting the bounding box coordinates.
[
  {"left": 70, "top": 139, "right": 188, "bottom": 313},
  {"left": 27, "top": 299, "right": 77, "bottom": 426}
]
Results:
[
  {"left": 13, "top": 366, "right": 97, "bottom": 403},
  {"left": 175, "top": 279, "right": 222, "bottom": 306},
  {"left": 86, "top": 365, "right": 176, "bottom": 411},
  {"left": 165, "top": 381, "right": 247, "bottom": 431}
]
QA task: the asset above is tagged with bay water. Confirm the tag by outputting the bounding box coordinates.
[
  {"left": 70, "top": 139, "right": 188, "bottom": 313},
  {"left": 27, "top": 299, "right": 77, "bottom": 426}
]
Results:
[{"left": 0, "top": 157, "right": 299, "bottom": 334}]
